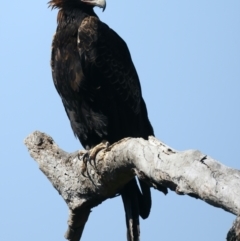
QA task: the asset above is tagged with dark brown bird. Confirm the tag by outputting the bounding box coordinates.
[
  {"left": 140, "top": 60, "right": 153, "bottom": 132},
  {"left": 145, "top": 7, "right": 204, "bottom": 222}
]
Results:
[{"left": 50, "top": 0, "right": 154, "bottom": 240}]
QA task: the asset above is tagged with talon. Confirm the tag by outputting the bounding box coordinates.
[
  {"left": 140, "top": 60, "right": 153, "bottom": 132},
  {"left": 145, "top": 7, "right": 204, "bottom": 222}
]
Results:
[
  {"left": 89, "top": 156, "right": 95, "bottom": 167},
  {"left": 82, "top": 152, "right": 89, "bottom": 164},
  {"left": 89, "top": 140, "right": 109, "bottom": 161},
  {"left": 80, "top": 140, "right": 110, "bottom": 177},
  {"left": 79, "top": 152, "right": 89, "bottom": 177}
]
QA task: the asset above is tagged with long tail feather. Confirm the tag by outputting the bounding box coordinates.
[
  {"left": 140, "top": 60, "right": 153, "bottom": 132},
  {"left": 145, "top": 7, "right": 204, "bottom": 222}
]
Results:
[
  {"left": 121, "top": 179, "right": 140, "bottom": 241},
  {"left": 121, "top": 178, "right": 151, "bottom": 241}
]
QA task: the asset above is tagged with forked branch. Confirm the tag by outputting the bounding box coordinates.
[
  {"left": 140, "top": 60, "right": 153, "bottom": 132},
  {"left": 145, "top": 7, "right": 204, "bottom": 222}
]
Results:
[{"left": 24, "top": 131, "right": 240, "bottom": 241}]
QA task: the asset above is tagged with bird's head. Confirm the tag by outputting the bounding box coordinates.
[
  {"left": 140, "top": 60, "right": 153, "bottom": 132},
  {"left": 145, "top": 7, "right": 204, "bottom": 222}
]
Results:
[{"left": 48, "top": 0, "right": 106, "bottom": 11}]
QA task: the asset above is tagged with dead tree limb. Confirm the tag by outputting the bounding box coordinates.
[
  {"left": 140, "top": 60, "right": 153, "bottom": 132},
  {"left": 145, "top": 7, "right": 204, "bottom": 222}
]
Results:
[{"left": 24, "top": 131, "right": 240, "bottom": 241}]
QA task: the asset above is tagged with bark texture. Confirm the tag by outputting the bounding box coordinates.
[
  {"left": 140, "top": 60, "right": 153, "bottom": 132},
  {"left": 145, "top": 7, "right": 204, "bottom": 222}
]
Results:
[{"left": 24, "top": 131, "right": 240, "bottom": 241}]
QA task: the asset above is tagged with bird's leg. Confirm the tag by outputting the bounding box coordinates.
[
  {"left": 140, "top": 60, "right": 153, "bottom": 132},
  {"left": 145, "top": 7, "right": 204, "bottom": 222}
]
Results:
[
  {"left": 88, "top": 140, "right": 110, "bottom": 166},
  {"left": 80, "top": 140, "right": 110, "bottom": 176}
]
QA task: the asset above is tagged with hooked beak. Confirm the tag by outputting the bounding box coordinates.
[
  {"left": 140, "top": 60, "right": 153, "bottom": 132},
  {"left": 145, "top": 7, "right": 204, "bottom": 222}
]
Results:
[{"left": 81, "top": 0, "right": 106, "bottom": 11}]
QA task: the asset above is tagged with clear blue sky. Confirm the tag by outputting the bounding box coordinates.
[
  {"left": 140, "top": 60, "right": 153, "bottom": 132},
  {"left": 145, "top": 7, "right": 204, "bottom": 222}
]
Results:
[{"left": 1, "top": 1, "right": 239, "bottom": 240}]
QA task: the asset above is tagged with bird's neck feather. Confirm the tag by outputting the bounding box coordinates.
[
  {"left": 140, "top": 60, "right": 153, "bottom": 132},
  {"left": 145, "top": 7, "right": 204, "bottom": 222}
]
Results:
[{"left": 56, "top": 7, "right": 97, "bottom": 28}]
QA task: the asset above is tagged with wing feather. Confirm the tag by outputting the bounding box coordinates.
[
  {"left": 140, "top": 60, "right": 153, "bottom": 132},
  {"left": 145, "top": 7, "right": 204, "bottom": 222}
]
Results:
[{"left": 78, "top": 16, "right": 142, "bottom": 114}]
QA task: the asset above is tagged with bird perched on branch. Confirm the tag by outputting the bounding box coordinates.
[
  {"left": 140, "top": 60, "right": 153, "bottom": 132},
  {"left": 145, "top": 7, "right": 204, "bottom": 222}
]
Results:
[{"left": 50, "top": 0, "right": 155, "bottom": 240}]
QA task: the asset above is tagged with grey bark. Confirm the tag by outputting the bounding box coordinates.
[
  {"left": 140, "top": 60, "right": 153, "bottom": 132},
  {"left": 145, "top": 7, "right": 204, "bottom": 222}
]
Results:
[{"left": 24, "top": 131, "right": 240, "bottom": 241}]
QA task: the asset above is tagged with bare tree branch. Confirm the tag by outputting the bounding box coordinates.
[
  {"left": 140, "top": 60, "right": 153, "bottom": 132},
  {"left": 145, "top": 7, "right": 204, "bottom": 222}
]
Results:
[{"left": 24, "top": 131, "right": 240, "bottom": 241}]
